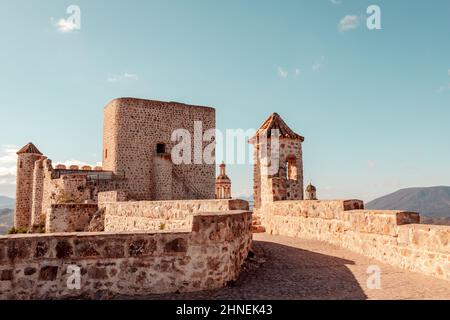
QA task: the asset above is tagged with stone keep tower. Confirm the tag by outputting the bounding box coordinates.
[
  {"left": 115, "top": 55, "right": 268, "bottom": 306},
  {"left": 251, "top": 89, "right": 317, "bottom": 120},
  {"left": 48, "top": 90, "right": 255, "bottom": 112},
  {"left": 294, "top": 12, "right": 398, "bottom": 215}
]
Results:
[
  {"left": 15, "top": 143, "right": 44, "bottom": 229},
  {"left": 215, "top": 162, "right": 232, "bottom": 199},
  {"left": 102, "top": 98, "right": 216, "bottom": 201},
  {"left": 250, "top": 113, "right": 304, "bottom": 210}
]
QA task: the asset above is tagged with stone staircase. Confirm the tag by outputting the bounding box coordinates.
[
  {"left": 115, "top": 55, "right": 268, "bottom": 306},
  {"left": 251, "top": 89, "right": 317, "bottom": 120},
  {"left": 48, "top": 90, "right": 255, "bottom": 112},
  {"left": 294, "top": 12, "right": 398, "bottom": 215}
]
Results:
[
  {"left": 252, "top": 213, "right": 266, "bottom": 233},
  {"left": 172, "top": 169, "right": 204, "bottom": 199}
]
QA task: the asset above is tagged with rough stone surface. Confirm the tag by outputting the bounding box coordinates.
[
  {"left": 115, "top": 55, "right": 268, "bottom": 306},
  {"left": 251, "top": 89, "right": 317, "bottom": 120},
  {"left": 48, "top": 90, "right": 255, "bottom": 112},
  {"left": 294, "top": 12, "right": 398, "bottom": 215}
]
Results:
[
  {"left": 0, "top": 211, "right": 252, "bottom": 299},
  {"left": 258, "top": 200, "right": 449, "bottom": 281},
  {"left": 143, "top": 234, "right": 450, "bottom": 300},
  {"left": 102, "top": 98, "right": 216, "bottom": 201},
  {"left": 102, "top": 199, "right": 249, "bottom": 232},
  {"left": 46, "top": 204, "right": 99, "bottom": 233}
]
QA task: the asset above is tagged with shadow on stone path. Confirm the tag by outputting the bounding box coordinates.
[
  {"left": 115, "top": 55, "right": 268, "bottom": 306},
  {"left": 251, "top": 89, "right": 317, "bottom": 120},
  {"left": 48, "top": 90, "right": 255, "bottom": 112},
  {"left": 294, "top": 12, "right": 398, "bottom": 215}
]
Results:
[{"left": 140, "top": 236, "right": 367, "bottom": 300}]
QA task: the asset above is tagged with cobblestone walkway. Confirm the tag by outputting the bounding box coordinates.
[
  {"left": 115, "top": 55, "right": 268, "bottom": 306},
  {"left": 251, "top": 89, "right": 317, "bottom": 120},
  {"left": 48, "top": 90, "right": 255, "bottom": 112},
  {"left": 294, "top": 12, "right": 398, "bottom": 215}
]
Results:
[{"left": 144, "top": 234, "right": 450, "bottom": 300}]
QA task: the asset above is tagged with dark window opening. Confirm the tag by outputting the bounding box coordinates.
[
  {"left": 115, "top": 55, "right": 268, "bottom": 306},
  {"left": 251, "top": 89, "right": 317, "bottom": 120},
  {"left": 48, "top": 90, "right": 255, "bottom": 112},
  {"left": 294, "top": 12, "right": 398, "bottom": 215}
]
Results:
[
  {"left": 105, "top": 149, "right": 108, "bottom": 159},
  {"left": 156, "top": 143, "right": 166, "bottom": 154},
  {"left": 287, "top": 157, "right": 297, "bottom": 181}
]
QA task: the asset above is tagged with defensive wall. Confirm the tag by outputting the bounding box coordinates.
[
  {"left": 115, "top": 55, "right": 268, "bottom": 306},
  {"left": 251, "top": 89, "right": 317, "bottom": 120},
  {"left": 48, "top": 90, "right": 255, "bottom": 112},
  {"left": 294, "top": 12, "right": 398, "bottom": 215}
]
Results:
[
  {"left": 0, "top": 211, "right": 252, "bottom": 299},
  {"left": 259, "top": 200, "right": 450, "bottom": 281}
]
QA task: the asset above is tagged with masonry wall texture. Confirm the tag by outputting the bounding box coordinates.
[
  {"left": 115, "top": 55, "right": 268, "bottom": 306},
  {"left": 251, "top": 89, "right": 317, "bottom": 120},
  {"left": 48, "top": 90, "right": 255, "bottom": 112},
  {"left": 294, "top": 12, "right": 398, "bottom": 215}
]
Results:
[
  {"left": 102, "top": 98, "right": 216, "bottom": 201},
  {"left": 101, "top": 199, "right": 249, "bottom": 232},
  {"left": 259, "top": 200, "right": 450, "bottom": 281},
  {"left": 15, "top": 152, "right": 44, "bottom": 229},
  {"left": 46, "top": 204, "right": 99, "bottom": 233},
  {"left": 0, "top": 211, "right": 252, "bottom": 300}
]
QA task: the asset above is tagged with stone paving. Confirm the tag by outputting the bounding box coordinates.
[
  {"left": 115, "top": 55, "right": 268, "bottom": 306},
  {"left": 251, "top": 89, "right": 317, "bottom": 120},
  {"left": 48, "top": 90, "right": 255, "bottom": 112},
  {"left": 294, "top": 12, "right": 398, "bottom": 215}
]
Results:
[{"left": 142, "top": 233, "right": 450, "bottom": 300}]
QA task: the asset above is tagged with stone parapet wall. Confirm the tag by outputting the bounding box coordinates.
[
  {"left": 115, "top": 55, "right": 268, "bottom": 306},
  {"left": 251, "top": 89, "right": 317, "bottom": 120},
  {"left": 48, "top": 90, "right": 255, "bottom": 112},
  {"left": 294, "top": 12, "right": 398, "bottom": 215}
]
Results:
[
  {"left": 262, "top": 200, "right": 449, "bottom": 281},
  {"left": 98, "top": 191, "right": 128, "bottom": 203},
  {"left": 102, "top": 199, "right": 249, "bottom": 232},
  {"left": 0, "top": 211, "right": 252, "bottom": 299},
  {"left": 46, "top": 204, "right": 99, "bottom": 233}
]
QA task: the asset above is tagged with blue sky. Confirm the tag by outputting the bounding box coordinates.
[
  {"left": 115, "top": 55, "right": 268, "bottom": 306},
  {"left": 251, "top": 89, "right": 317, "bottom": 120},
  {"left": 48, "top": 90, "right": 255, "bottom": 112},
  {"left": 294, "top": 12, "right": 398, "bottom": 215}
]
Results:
[{"left": 0, "top": 0, "right": 449, "bottom": 201}]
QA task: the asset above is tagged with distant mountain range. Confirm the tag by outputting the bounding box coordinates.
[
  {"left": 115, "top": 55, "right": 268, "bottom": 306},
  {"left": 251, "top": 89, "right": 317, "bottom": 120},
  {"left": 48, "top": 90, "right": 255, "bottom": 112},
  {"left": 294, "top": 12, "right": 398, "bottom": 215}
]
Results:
[
  {"left": 366, "top": 186, "right": 450, "bottom": 218},
  {"left": 0, "top": 196, "right": 14, "bottom": 234},
  {"left": 0, "top": 196, "right": 15, "bottom": 209},
  {"left": 0, "top": 208, "right": 13, "bottom": 234}
]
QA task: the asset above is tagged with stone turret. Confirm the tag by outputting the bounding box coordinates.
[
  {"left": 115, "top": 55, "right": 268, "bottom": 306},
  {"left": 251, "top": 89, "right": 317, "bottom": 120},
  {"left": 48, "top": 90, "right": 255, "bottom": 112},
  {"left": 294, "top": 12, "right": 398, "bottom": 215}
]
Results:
[
  {"left": 215, "top": 162, "right": 231, "bottom": 199},
  {"left": 305, "top": 183, "right": 317, "bottom": 200},
  {"left": 250, "top": 113, "right": 304, "bottom": 209},
  {"left": 14, "top": 143, "right": 44, "bottom": 230}
]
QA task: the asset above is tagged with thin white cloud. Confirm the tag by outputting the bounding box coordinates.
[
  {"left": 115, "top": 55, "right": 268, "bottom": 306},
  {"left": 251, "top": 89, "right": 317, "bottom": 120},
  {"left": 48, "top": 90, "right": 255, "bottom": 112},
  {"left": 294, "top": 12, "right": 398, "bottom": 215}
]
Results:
[
  {"left": 312, "top": 56, "right": 325, "bottom": 72},
  {"left": 368, "top": 160, "right": 376, "bottom": 168},
  {"left": 338, "top": 15, "right": 360, "bottom": 32},
  {"left": 107, "top": 73, "right": 139, "bottom": 83},
  {"left": 51, "top": 17, "right": 78, "bottom": 33},
  {"left": 330, "top": 0, "right": 342, "bottom": 4},
  {"left": 437, "top": 83, "right": 450, "bottom": 93},
  {"left": 0, "top": 145, "right": 19, "bottom": 187},
  {"left": 295, "top": 69, "right": 301, "bottom": 76},
  {"left": 56, "top": 160, "right": 102, "bottom": 168},
  {"left": 277, "top": 67, "right": 288, "bottom": 78}
]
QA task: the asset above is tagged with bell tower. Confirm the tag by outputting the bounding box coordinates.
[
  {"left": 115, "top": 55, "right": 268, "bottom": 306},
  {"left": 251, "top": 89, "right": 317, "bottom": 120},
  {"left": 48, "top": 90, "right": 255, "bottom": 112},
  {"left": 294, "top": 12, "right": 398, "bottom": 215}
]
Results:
[{"left": 250, "top": 113, "right": 304, "bottom": 210}]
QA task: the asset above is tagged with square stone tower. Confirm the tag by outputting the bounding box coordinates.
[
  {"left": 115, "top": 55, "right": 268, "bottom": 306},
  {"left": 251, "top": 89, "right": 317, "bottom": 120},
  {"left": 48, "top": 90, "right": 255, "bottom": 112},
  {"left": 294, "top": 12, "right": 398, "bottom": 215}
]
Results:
[
  {"left": 102, "top": 98, "right": 216, "bottom": 201},
  {"left": 250, "top": 113, "right": 304, "bottom": 209}
]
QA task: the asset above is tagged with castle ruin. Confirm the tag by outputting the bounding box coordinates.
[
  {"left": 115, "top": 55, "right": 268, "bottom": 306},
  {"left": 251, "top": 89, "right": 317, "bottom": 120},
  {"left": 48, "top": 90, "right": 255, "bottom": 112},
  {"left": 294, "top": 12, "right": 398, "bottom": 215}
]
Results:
[{"left": 0, "top": 97, "right": 448, "bottom": 299}]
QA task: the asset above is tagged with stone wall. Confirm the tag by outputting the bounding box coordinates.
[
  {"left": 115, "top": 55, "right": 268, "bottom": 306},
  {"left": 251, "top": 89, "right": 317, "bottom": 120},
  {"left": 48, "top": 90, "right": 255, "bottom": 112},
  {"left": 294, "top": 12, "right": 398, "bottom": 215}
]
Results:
[
  {"left": 21, "top": 158, "right": 118, "bottom": 230},
  {"left": 98, "top": 191, "right": 128, "bottom": 203},
  {"left": 261, "top": 200, "right": 450, "bottom": 281},
  {"left": 0, "top": 211, "right": 252, "bottom": 299},
  {"left": 102, "top": 98, "right": 216, "bottom": 201},
  {"left": 102, "top": 199, "right": 249, "bottom": 232},
  {"left": 46, "top": 204, "right": 99, "bottom": 233}
]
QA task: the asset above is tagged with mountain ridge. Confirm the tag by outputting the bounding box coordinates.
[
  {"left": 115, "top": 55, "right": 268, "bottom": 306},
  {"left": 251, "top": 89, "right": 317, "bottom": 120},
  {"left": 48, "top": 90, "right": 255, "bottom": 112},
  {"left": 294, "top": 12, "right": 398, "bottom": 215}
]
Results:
[
  {"left": 366, "top": 186, "right": 450, "bottom": 217},
  {"left": 0, "top": 196, "right": 15, "bottom": 209}
]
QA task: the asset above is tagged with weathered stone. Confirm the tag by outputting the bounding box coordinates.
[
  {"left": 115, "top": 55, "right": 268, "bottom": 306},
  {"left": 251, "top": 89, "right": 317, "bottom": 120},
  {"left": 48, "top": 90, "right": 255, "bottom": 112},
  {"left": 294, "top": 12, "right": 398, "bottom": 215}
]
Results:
[
  {"left": 164, "top": 238, "right": 187, "bottom": 253},
  {"left": 104, "top": 244, "right": 125, "bottom": 258},
  {"left": 75, "top": 240, "right": 100, "bottom": 258},
  {"left": 35, "top": 241, "right": 49, "bottom": 258},
  {"left": 88, "top": 267, "right": 108, "bottom": 280},
  {"left": 7, "top": 240, "right": 31, "bottom": 260},
  {"left": 55, "top": 240, "right": 73, "bottom": 259},
  {"left": 38, "top": 266, "right": 58, "bottom": 281},
  {"left": 24, "top": 267, "right": 37, "bottom": 276},
  {"left": 0, "top": 270, "right": 13, "bottom": 281},
  {"left": 129, "top": 239, "right": 156, "bottom": 257},
  {"left": 0, "top": 211, "right": 253, "bottom": 299}
]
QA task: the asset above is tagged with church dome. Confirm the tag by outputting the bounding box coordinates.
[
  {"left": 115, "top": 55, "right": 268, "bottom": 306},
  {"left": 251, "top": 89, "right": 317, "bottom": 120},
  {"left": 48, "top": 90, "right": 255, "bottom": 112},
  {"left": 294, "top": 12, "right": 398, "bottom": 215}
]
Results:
[{"left": 306, "top": 183, "right": 316, "bottom": 192}]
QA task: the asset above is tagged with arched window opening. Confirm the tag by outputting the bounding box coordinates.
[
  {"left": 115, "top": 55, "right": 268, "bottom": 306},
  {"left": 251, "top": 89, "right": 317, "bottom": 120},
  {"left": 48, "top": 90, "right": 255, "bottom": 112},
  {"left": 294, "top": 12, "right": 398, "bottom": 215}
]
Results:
[{"left": 286, "top": 157, "right": 297, "bottom": 181}]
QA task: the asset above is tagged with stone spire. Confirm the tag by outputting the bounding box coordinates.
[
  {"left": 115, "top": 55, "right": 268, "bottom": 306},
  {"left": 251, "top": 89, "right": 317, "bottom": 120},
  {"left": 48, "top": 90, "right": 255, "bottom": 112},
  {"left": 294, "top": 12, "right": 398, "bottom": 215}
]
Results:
[{"left": 215, "top": 162, "right": 231, "bottom": 199}]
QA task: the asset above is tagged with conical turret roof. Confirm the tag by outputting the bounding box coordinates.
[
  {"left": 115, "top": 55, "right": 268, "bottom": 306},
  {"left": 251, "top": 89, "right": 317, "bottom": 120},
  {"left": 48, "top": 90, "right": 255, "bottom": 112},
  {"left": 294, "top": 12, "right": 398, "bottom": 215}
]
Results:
[
  {"left": 16, "top": 142, "right": 42, "bottom": 155},
  {"left": 249, "top": 113, "right": 304, "bottom": 144}
]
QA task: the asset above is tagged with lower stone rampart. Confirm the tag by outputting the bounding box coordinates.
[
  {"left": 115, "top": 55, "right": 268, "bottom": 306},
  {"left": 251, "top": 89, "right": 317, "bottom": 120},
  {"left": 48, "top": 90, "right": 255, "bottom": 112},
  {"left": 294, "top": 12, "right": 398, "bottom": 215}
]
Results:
[
  {"left": 261, "top": 200, "right": 449, "bottom": 281},
  {"left": 0, "top": 211, "right": 252, "bottom": 299}
]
